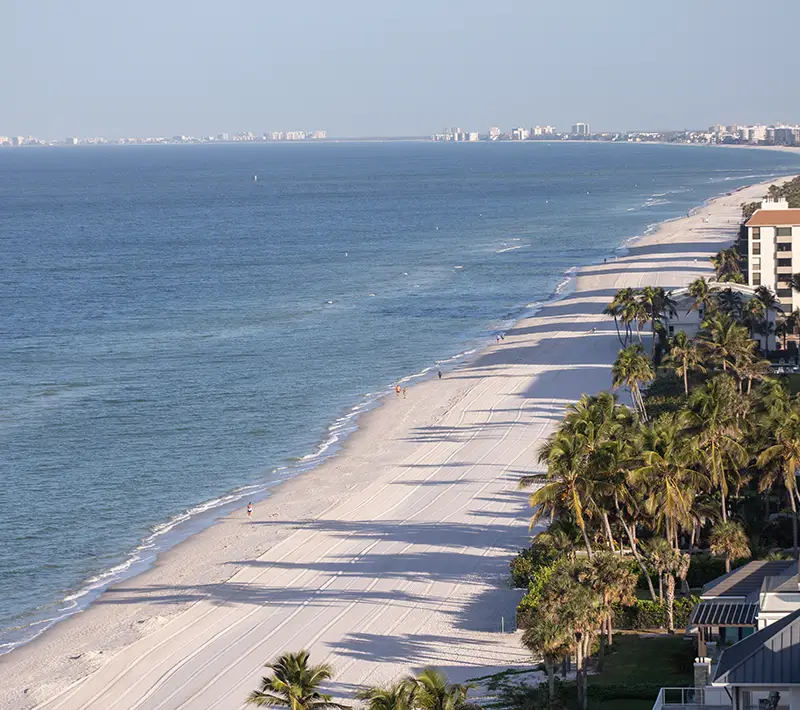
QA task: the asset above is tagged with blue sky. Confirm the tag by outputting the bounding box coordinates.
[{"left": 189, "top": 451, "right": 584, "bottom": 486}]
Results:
[{"left": 3, "top": 0, "right": 800, "bottom": 138}]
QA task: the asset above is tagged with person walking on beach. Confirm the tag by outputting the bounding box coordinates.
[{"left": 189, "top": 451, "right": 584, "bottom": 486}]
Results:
[
  {"left": 395, "top": 384, "right": 401, "bottom": 397},
  {"left": 246, "top": 502, "right": 253, "bottom": 520},
  {"left": 402, "top": 387, "right": 407, "bottom": 399},
  {"left": 438, "top": 369, "right": 442, "bottom": 379}
]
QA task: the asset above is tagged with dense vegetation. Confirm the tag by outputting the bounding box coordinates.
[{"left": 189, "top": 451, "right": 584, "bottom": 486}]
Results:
[
  {"left": 741, "top": 175, "right": 800, "bottom": 220},
  {"left": 514, "top": 272, "right": 800, "bottom": 709}
]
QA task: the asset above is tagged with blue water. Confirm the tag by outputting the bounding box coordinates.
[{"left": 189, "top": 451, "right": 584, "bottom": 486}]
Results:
[{"left": 2, "top": 142, "right": 799, "bottom": 651}]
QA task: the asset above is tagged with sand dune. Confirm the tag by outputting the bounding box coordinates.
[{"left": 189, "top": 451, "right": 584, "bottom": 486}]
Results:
[{"left": 0, "top": 180, "right": 777, "bottom": 710}]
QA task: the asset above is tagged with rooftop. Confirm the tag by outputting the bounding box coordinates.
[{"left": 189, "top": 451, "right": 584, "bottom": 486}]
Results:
[
  {"left": 701, "top": 560, "right": 794, "bottom": 603},
  {"left": 690, "top": 601, "right": 759, "bottom": 627},
  {"left": 745, "top": 209, "right": 800, "bottom": 227},
  {"left": 714, "top": 607, "right": 800, "bottom": 684}
]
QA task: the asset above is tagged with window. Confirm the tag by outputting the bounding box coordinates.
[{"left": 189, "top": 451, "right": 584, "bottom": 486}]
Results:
[
  {"left": 777, "top": 258, "right": 792, "bottom": 267},
  {"left": 778, "top": 287, "right": 792, "bottom": 297},
  {"left": 777, "top": 243, "right": 792, "bottom": 251},
  {"left": 752, "top": 258, "right": 761, "bottom": 269},
  {"left": 753, "top": 272, "right": 761, "bottom": 285},
  {"left": 752, "top": 227, "right": 761, "bottom": 240},
  {"left": 752, "top": 243, "right": 761, "bottom": 255},
  {"left": 777, "top": 227, "right": 792, "bottom": 237}
]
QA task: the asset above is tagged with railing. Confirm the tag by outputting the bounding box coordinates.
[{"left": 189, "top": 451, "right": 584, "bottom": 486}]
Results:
[{"left": 652, "top": 687, "right": 731, "bottom": 710}]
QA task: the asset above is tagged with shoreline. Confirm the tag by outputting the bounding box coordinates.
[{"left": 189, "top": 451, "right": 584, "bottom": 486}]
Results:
[
  {"left": 0, "top": 175, "right": 731, "bottom": 657},
  {"left": 0, "top": 175, "right": 794, "bottom": 710}
]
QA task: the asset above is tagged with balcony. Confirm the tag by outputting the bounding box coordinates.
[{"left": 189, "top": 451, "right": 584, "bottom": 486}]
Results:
[{"left": 652, "top": 687, "right": 731, "bottom": 709}]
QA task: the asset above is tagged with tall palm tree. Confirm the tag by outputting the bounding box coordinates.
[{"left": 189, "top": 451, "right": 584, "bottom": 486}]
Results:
[
  {"left": 757, "top": 407, "right": 800, "bottom": 561},
  {"left": 604, "top": 289, "right": 635, "bottom": 346},
  {"left": 579, "top": 551, "right": 637, "bottom": 662},
  {"left": 663, "top": 548, "right": 691, "bottom": 634},
  {"left": 595, "top": 436, "right": 659, "bottom": 601},
  {"left": 687, "top": 277, "right": 715, "bottom": 318},
  {"left": 644, "top": 537, "right": 673, "bottom": 604},
  {"left": 685, "top": 375, "right": 748, "bottom": 522},
  {"left": 716, "top": 287, "right": 744, "bottom": 319},
  {"left": 711, "top": 247, "right": 743, "bottom": 282},
  {"left": 357, "top": 684, "right": 416, "bottom": 710},
  {"left": 709, "top": 520, "right": 751, "bottom": 573},
  {"left": 786, "top": 308, "right": 800, "bottom": 363},
  {"left": 521, "top": 611, "right": 573, "bottom": 705},
  {"left": 524, "top": 431, "right": 596, "bottom": 557},
  {"left": 629, "top": 413, "right": 707, "bottom": 548},
  {"left": 405, "top": 668, "right": 472, "bottom": 710},
  {"left": 699, "top": 312, "right": 751, "bottom": 372},
  {"left": 246, "top": 651, "right": 347, "bottom": 709},
  {"left": 663, "top": 331, "right": 706, "bottom": 395},
  {"left": 612, "top": 345, "right": 655, "bottom": 420}
]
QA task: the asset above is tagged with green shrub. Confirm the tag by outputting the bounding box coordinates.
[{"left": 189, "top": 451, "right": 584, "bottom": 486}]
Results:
[
  {"left": 516, "top": 562, "right": 558, "bottom": 628},
  {"left": 685, "top": 553, "right": 727, "bottom": 588},
  {"left": 509, "top": 542, "right": 560, "bottom": 588},
  {"left": 613, "top": 596, "right": 699, "bottom": 630}
]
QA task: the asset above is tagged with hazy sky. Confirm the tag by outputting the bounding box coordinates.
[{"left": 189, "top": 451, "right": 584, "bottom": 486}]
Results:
[{"left": 4, "top": 0, "right": 800, "bottom": 139}]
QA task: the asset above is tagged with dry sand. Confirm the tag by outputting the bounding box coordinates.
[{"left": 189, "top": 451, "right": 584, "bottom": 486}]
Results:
[{"left": 0, "top": 179, "right": 781, "bottom": 710}]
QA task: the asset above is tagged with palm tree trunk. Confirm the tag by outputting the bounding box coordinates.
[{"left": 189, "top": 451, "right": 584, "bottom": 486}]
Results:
[
  {"left": 790, "top": 490, "right": 799, "bottom": 564},
  {"left": 607, "top": 610, "right": 613, "bottom": 646},
  {"left": 725, "top": 552, "right": 731, "bottom": 574},
  {"left": 601, "top": 512, "right": 616, "bottom": 552},
  {"left": 575, "top": 637, "right": 583, "bottom": 708},
  {"left": 658, "top": 574, "right": 664, "bottom": 604},
  {"left": 613, "top": 316, "right": 623, "bottom": 346},
  {"left": 666, "top": 574, "right": 676, "bottom": 633},
  {"left": 545, "top": 658, "right": 555, "bottom": 705},
  {"left": 580, "top": 523, "right": 593, "bottom": 559},
  {"left": 598, "top": 624, "right": 605, "bottom": 672},
  {"left": 683, "top": 356, "right": 689, "bottom": 395},
  {"left": 618, "top": 511, "right": 657, "bottom": 602}
]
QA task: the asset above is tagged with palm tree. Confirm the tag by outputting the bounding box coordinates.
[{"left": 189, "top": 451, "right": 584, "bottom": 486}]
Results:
[
  {"left": 537, "top": 560, "right": 604, "bottom": 710},
  {"left": 246, "top": 651, "right": 347, "bottom": 709},
  {"left": 716, "top": 287, "right": 744, "bottom": 319},
  {"left": 405, "top": 668, "right": 472, "bottom": 710},
  {"left": 579, "top": 551, "right": 637, "bottom": 668},
  {"left": 687, "top": 277, "right": 715, "bottom": 318},
  {"left": 522, "top": 611, "right": 573, "bottom": 705},
  {"left": 644, "top": 537, "right": 673, "bottom": 604},
  {"left": 685, "top": 375, "right": 748, "bottom": 523},
  {"left": 524, "top": 431, "right": 596, "bottom": 557},
  {"left": 663, "top": 331, "right": 706, "bottom": 395},
  {"left": 629, "top": 414, "right": 707, "bottom": 548},
  {"left": 699, "top": 312, "right": 751, "bottom": 372},
  {"left": 786, "top": 308, "right": 800, "bottom": 363},
  {"left": 757, "top": 407, "right": 800, "bottom": 562},
  {"left": 709, "top": 520, "right": 751, "bottom": 573},
  {"left": 711, "top": 247, "right": 743, "bottom": 282},
  {"left": 595, "top": 436, "right": 659, "bottom": 601},
  {"left": 663, "top": 548, "right": 691, "bottom": 634},
  {"left": 612, "top": 345, "right": 655, "bottom": 420},
  {"left": 604, "top": 289, "right": 636, "bottom": 346},
  {"left": 357, "top": 684, "right": 416, "bottom": 710}
]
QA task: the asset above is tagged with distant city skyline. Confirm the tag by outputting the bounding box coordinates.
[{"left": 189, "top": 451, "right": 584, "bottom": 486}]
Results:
[{"left": 4, "top": 0, "right": 800, "bottom": 139}]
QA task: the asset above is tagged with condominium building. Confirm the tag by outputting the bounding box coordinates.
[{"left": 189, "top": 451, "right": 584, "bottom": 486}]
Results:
[
  {"left": 571, "top": 122, "right": 590, "bottom": 136},
  {"left": 745, "top": 197, "right": 800, "bottom": 309}
]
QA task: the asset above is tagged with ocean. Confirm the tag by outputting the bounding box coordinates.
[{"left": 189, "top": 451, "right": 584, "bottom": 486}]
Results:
[{"left": 2, "top": 141, "right": 799, "bottom": 652}]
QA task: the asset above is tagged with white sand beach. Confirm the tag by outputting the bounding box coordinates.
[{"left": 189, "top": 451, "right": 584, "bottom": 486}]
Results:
[{"left": 0, "top": 179, "right": 782, "bottom": 710}]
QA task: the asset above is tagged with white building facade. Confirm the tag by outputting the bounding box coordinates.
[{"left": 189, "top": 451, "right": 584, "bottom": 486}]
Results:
[{"left": 746, "top": 198, "right": 800, "bottom": 311}]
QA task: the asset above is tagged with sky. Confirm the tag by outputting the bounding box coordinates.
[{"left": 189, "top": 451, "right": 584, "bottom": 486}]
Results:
[{"left": 3, "top": 0, "right": 800, "bottom": 139}]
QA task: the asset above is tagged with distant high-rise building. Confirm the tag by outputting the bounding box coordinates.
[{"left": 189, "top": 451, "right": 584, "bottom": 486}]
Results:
[
  {"left": 511, "top": 127, "right": 529, "bottom": 141},
  {"left": 571, "top": 122, "right": 590, "bottom": 136},
  {"left": 217, "top": 133, "right": 229, "bottom": 141},
  {"left": 312, "top": 130, "right": 327, "bottom": 140},
  {"left": 65, "top": 137, "right": 78, "bottom": 145},
  {"left": 488, "top": 126, "right": 501, "bottom": 139},
  {"left": 11, "top": 136, "right": 23, "bottom": 146}
]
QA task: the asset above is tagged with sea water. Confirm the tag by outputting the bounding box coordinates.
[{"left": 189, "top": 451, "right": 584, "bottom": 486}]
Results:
[{"left": 2, "top": 141, "right": 799, "bottom": 651}]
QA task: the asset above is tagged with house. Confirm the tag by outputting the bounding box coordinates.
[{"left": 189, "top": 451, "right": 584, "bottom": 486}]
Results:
[
  {"left": 691, "top": 561, "right": 794, "bottom": 655},
  {"left": 653, "top": 561, "right": 800, "bottom": 709},
  {"left": 663, "top": 282, "right": 778, "bottom": 352}
]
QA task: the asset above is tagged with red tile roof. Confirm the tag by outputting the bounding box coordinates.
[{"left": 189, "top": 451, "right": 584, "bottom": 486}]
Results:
[{"left": 746, "top": 209, "right": 800, "bottom": 227}]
